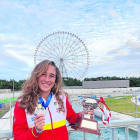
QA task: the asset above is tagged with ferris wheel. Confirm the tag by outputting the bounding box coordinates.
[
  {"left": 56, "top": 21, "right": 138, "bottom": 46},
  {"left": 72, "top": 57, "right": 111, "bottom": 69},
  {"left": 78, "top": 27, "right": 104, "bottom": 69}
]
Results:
[{"left": 34, "top": 31, "right": 90, "bottom": 80}]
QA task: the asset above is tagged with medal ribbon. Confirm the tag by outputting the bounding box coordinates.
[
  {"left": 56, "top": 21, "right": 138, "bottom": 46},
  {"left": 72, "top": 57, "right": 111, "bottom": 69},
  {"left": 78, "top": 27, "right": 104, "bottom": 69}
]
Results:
[
  {"left": 38, "top": 93, "right": 52, "bottom": 109},
  {"left": 97, "top": 97, "right": 111, "bottom": 125}
]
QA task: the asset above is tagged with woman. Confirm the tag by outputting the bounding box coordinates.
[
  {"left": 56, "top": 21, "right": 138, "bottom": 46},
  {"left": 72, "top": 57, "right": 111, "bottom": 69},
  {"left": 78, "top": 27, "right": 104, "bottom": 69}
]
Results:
[{"left": 13, "top": 60, "right": 94, "bottom": 140}]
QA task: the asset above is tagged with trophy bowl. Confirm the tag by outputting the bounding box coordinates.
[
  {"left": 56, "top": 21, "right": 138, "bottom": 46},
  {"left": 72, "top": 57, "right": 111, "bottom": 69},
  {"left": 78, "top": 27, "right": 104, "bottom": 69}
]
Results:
[
  {"left": 82, "top": 96, "right": 98, "bottom": 109},
  {"left": 71, "top": 96, "right": 101, "bottom": 135},
  {"left": 81, "top": 97, "right": 98, "bottom": 119}
]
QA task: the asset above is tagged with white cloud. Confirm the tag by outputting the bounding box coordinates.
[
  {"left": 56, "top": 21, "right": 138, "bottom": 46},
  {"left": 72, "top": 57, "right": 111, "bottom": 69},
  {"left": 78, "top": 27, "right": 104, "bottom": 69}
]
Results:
[
  {"left": 4, "top": 44, "right": 31, "bottom": 49},
  {"left": 89, "top": 55, "right": 115, "bottom": 66},
  {"left": 21, "top": 68, "right": 29, "bottom": 71},
  {"left": 0, "top": 61, "right": 5, "bottom": 67},
  {"left": 109, "top": 49, "right": 129, "bottom": 56},
  {"left": 109, "top": 10, "right": 118, "bottom": 17},
  {"left": 0, "top": 1, "right": 27, "bottom": 11},
  {"left": 130, "top": 72, "right": 140, "bottom": 77},
  {"left": 127, "top": 39, "right": 140, "bottom": 49},
  {"left": 14, "top": 73, "right": 21, "bottom": 75},
  {"left": 5, "top": 70, "right": 12, "bottom": 71},
  {"left": 5, "top": 50, "right": 34, "bottom": 67},
  {"left": 0, "top": 38, "right": 7, "bottom": 42}
]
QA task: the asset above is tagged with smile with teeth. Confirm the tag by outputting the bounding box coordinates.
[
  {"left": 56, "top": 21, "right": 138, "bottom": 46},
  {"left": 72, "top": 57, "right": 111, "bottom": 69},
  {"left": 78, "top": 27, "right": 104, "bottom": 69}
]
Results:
[{"left": 42, "top": 83, "right": 51, "bottom": 87}]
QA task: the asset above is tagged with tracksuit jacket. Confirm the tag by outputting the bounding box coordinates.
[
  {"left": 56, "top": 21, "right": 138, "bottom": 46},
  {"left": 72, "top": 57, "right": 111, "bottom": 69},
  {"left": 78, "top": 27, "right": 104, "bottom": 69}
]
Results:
[{"left": 13, "top": 95, "right": 79, "bottom": 140}]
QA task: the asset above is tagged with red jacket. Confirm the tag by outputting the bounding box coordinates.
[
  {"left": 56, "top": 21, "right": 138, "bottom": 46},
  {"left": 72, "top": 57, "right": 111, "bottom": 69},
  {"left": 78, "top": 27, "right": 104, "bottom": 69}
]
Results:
[{"left": 13, "top": 96, "right": 79, "bottom": 140}]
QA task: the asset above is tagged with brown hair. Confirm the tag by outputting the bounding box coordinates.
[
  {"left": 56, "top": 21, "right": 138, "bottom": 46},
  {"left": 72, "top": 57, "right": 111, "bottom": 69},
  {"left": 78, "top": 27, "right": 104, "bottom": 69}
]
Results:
[{"left": 18, "top": 60, "right": 68, "bottom": 114}]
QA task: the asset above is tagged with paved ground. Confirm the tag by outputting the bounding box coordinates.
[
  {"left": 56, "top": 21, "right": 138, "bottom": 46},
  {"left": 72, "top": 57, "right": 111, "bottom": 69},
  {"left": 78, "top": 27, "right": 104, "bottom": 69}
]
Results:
[
  {"left": 0, "top": 91, "right": 22, "bottom": 99},
  {"left": 0, "top": 107, "right": 14, "bottom": 140}
]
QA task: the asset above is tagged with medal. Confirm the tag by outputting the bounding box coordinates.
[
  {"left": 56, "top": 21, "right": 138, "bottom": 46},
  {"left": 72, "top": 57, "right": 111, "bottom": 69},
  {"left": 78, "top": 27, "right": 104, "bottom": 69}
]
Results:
[
  {"left": 34, "top": 103, "right": 45, "bottom": 116},
  {"left": 34, "top": 93, "right": 52, "bottom": 116}
]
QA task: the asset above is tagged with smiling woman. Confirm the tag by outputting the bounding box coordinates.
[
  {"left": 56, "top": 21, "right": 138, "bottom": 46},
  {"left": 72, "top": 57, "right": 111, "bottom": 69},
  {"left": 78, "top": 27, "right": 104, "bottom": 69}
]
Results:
[
  {"left": 12, "top": 60, "right": 94, "bottom": 140},
  {"left": 37, "top": 65, "right": 56, "bottom": 100}
]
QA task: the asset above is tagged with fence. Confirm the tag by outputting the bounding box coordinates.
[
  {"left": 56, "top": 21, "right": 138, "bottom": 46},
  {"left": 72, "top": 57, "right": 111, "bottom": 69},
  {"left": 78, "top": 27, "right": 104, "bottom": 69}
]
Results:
[
  {"left": 68, "top": 118, "right": 140, "bottom": 140},
  {"left": 0, "top": 89, "right": 11, "bottom": 94}
]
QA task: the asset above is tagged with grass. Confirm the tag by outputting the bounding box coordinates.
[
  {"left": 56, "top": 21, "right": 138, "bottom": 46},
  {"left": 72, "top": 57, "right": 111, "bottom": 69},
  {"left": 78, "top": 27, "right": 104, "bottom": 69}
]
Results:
[
  {"left": 0, "top": 103, "right": 11, "bottom": 118},
  {"left": 0, "top": 110, "right": 7, "bottom": 115},
  {"left": 104, "top": 96, "right": 140, "bottom": 118}
]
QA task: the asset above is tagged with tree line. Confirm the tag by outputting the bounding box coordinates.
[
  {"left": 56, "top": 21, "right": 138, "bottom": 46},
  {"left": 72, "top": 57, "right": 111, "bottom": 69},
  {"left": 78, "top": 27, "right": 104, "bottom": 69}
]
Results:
[
  {"left": 0, "top": 79, "right": 25, "bottom": 91},
  {"left": 84, "top": 76, "right": 140, "bottom": 87},
  {"left": 0, "top": 76, "right": 140, "bottom": 90}
]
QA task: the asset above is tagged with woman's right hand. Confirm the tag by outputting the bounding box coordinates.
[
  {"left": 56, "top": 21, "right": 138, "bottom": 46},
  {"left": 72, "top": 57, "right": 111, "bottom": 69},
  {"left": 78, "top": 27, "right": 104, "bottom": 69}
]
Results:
[{"left": 34, "top": 113, "right": 45, "bottom": 131}]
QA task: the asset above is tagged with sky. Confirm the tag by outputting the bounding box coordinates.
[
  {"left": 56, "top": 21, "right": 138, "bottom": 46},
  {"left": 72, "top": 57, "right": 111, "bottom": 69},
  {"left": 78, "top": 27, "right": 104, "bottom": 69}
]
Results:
[{"left": 0, "top": 0, "right": 140, "bottom": 81}]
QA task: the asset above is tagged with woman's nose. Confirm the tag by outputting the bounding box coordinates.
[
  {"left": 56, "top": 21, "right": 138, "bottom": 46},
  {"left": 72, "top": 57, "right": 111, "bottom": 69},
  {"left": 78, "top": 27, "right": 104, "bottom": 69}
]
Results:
[{"left": 44, "top": 75, "right": 50, "bottom": 81}]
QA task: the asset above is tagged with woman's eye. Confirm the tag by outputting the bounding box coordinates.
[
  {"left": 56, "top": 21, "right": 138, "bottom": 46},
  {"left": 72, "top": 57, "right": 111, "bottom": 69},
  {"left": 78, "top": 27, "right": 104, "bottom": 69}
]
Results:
[
  {"left": 50, "top": 75, "right": 55, "bottom": 77},
  {"left": 42, "top": 73, "right": 46, "bottom": 75}
]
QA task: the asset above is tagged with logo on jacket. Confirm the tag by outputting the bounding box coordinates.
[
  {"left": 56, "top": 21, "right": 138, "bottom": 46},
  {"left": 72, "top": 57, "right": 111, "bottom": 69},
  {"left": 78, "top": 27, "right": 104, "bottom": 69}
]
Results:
[
  {"left": 54, "top": 102, "right": 58, "bottom": 106},
  {"left": 56, "top": 107, "right": 61, "bottom": 113},
  {"left": 31, "top": 117, "right": 35, "bottom": 121},
  {"left": 54, "top": 102, "right": 61, "bottom": 113}
]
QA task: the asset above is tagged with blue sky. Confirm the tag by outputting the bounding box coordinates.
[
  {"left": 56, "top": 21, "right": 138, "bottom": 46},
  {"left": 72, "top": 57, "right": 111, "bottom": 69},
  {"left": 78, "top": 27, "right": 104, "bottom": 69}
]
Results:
[{"left": 0, "top": 0, "right": 140, "bottom": 81}]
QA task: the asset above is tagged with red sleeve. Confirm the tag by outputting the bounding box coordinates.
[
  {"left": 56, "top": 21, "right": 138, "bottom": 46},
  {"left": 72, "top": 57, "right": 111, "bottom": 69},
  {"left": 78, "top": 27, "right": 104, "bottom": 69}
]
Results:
[
  {"left": 13, "top": 101, "right": 40, "bottom": 140},
  {"left": 66, "top": 98, "right": 79, "bottom": 124}
]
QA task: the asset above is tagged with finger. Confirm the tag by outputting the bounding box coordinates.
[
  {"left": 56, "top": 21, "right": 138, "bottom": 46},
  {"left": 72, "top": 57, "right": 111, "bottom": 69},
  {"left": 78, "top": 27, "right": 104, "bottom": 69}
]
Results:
[
  {"left": 35, "top": 116, "right": 45, "bottom": 124},
  {"left": 38, "top": 113, "right": 45, "bottom": 116},
  {"left": 83, "top": 110, "right": 88, "bottom": 113},
  {"left": 79, "top": 110, "right": 87, "bottom": 117},
  {"left": 36, "top": 113, "right": 45, "bottom": 119},
  {"left": 87, "top": 109, "right": 94, "bottom": 114},
  {"left": 80, "top": 110, "right": 88, "bottom": 115},
  {"left": 34, "top": 118, "right": 45, "bottom": 124},
  {"left": 36, "top": 120, "right": 45, "bottom": 127},
  {"left": 35, "top": 114, "right": 45, "bottom": 121},
  {"left": 37, "top": 118, "right": 45, "bottom": 124},
  {"left": 88, "top": 112, "right": 93, "bottom": 115},
  {"left": 34, "top": 116, "right": 45, "bottom": 125}
]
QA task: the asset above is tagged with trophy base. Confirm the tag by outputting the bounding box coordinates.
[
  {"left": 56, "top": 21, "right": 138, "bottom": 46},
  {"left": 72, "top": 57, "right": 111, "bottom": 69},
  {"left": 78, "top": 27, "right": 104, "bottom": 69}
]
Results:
[
  {"left": 71, "top": 117, "right": 101, "bottom": 135},
  {"left": 71, "top": 126, "right": 101, "bottom": 135}
]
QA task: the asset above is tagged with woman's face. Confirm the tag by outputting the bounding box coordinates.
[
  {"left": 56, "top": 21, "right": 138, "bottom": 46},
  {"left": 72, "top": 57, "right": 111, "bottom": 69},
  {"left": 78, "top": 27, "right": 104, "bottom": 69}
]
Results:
[{"left": 38, "top": 65, "right": 56, "bottom": 95}]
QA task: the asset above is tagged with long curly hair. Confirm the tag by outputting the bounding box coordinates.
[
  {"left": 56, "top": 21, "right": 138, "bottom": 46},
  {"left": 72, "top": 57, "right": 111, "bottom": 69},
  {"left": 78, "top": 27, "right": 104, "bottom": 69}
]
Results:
[{"left": 18, "top": 60, "right": 68, "bottom": 114}]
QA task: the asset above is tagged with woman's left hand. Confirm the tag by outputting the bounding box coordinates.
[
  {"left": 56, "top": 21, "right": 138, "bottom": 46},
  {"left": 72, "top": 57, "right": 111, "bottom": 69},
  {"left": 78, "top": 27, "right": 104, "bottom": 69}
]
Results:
[{"left": 79, "top": 108, "right": 94, "bottom": 119}]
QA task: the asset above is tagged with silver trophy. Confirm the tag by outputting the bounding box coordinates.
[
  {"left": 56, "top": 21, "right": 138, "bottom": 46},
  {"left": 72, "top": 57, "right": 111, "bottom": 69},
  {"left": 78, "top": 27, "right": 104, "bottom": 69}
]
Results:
[
  {"left": 71, "top": 96, "right": 101, "bottom": 135},
  {"left": 80, "top": 96, "right": 98, "bottom": 119}
]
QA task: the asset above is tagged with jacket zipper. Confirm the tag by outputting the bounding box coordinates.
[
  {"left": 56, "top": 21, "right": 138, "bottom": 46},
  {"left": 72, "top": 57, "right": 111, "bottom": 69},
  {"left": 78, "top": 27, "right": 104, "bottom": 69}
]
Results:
[{"left": 48, "top": 107, "right": 54, "bottom": 140}]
